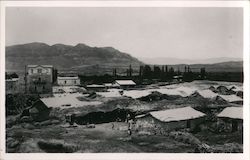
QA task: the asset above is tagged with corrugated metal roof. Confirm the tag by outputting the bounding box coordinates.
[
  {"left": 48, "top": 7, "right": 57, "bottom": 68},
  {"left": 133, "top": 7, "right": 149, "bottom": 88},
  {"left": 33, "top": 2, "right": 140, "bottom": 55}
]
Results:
[
  {"left": 217, "top": 107, "right": 243, "bottom": 119},
  {"left": 150, "top": 107, "right": 205, "bottom": 122},
  {"left": 115, "top": 80, "right": 136, "bottom": 85}
]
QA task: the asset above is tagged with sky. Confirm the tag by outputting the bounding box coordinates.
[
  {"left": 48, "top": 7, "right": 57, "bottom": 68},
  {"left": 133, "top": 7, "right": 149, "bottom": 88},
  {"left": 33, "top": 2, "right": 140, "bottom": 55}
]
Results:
[{"left": 6, "top": 7, "right": 243, "bottom": 59}]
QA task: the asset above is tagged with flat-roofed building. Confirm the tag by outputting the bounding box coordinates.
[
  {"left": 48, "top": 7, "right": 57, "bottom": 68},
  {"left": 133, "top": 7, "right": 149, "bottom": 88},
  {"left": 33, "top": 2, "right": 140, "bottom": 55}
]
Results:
[
  {"left": 113, "top": 80, "right": 136, "bottom": 89},
  {"left": 57, "top": 76, "right": 80, "bottom": 86}
]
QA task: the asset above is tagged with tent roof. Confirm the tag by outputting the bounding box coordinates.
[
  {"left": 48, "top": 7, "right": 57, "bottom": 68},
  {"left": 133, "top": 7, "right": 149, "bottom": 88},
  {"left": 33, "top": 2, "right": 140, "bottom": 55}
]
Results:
[
  {"left": 150, "top": 106, "right": 205, "bottom": 122},
  {"left": 217, "top": 107, "right": 243, "bottom": 119},
  {"left": 197, "top": 90, "right": 218, "bottom": 99}
]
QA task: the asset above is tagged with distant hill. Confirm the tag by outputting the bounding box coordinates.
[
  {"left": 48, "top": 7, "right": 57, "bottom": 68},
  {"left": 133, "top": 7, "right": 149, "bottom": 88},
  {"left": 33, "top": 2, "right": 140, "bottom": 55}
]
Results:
[
  {"left": 168, "top": 61, "right": 243, "bottom": 73},
  {"left": 6, "top": 42, "right": 143, "bottom": 75},
  {"left": 139, "top": 57, "right": 243, "bottom": 65}
]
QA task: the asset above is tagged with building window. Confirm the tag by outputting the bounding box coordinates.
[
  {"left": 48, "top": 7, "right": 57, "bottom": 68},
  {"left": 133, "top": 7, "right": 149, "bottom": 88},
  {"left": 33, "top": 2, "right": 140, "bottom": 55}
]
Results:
[
  {"left": 38, "top": 77, "right": 41, "bottom": 82},
  {"left": 64, "top": 81, "right": 67, "bottom": 84},
  {"left": 38, "top": 69, "right": 42, "bottom": 73},
  {"left": 43, "top": 85, "right": 45, "bottom": 90},
  {"left": 74, "top": 80, "right": 76, "bottom": 84},
  {"left": 31, "top": 69, "right": 33, "bottom": 74}
]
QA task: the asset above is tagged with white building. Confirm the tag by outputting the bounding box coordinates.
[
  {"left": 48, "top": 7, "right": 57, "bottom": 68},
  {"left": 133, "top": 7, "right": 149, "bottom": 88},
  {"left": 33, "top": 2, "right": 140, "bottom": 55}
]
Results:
[
  {"left": 26, "top": 65, "right": 54, "bottom": 94},
  {"left": 57, "top": 76, "right": 80, "bottom": 86}
]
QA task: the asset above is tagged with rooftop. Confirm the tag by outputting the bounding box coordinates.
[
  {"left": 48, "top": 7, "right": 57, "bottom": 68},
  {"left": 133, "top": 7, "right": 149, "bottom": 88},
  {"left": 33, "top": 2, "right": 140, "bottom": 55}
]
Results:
[
  {"left": 58, "top": 76, "right": 79, "bottom": 80},
  {"left": 5, "top": 78, "right": 19, "bottom": 82},
  {"left": 27, "top": 65, "right": 53, "bottom": 68},
  {"left": 115, "top": 80, "right": 136, "bottom": 85},
  {"left": 217, "top": 107, "right": 243, "bottom": 119},
  {"left": 150, "top": 106, "right": 206, "bottom": 122},
  {"left": 218, "top": 95, "right": 243, "bottom": 103},
  {"left": 86, "top": 84, "right": 105, "bottom": 88}
]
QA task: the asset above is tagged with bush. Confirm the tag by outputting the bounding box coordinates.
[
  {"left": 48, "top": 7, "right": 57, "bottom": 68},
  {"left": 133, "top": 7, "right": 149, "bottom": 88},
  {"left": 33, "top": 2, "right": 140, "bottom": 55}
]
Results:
[{"left": 37, "top": 140, "right": 79, "bottom": 153}]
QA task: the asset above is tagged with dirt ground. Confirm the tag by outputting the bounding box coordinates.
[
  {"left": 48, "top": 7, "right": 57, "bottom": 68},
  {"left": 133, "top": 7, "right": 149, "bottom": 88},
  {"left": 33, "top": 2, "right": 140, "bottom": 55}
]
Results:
[
  {"left": 6, "top": 121, "right": 196, "bottom": 153},
  {"left": 6, "top": 120, "right": 243, "bottom": 153}
]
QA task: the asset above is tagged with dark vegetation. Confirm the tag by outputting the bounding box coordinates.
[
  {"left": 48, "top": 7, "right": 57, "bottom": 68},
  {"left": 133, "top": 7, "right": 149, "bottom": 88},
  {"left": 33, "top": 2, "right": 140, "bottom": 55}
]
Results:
[
  {"left": 79, "top": 64, "right": 243, "bottom": 85},
  {"left": 5, "top": 72, "right": 19, "bottom": 79},
  {"left": 73, "top": 108, "right": 135, "bottom": 125},
  {"left": 6, "top": 94, "right": 40, "bottom": 116},
  {"left": 37, "top": 140, "right": 79, "bottom": 153}
]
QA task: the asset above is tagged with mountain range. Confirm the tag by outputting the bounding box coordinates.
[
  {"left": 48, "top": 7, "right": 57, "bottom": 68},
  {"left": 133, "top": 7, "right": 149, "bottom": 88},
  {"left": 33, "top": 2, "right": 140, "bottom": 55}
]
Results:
[
  {"left": 6, "top": 42, "right": 243, "bottom": 75},
  {"left": 6, "top": 42, "right": 142, "bottom": 75}
]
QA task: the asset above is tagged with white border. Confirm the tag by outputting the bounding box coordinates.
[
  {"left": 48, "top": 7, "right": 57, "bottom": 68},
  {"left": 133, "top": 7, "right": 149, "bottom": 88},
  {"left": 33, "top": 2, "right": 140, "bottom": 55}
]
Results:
[{"left": 0, "top": 1, "right": 249, "bottom": 160}]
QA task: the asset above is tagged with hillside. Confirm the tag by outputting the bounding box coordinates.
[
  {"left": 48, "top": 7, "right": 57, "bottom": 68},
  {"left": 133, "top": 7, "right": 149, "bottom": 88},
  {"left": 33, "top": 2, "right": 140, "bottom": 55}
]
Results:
[{"left": 6, "top": 42, "right": 143, "bottom": 75}]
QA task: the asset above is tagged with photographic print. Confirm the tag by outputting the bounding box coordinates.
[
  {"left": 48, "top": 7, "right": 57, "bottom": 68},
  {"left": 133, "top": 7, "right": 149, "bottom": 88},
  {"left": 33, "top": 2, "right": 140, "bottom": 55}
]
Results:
[{"left": 1, "top": 1, "right": 249, "bottom": 160}]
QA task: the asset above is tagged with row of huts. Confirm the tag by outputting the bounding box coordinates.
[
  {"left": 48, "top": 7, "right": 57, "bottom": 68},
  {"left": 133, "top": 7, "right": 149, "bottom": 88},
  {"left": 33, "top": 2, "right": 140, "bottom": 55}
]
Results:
[{"left": 22, "top": 97, "right": 243, "bottom": 133}]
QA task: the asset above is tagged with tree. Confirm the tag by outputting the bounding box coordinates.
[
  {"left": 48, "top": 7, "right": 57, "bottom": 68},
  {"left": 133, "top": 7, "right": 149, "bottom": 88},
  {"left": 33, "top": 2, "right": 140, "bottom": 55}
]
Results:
[
  {"left": 153, "top": 66, "right": 161, "bottom": 78},
  {"left": 168, "top": 67, "right": 175, "bottom": 78},
  {"left": 200, "top": 67, "right": 206, "bottom": 79},
  {"left": 142, "top": 65, "right": 152, "bottom": 79},
  {"left": 165, "top": 65, "right": 168, "bottom": 73},
  {"left": 139, "top": 65, "right": 143, "bottom": 77},
  {"left": 129, "top": 65, "right": 133, "bottom": 77}
]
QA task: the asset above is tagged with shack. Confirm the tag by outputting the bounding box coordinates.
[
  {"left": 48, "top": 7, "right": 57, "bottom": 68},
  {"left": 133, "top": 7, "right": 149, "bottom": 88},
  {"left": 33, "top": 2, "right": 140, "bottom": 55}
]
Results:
[
  {"left": 217, "top": 107, "right": 243, "bottom": 132},
  {"left": 136, "top": 107, "right": 206, "bottom": 132},
  {"left": 21, "top": 100, "right": 51, "bottom": 122},
  {"left": 113, "top": 80, "right": 136, "bottom": 89}
]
